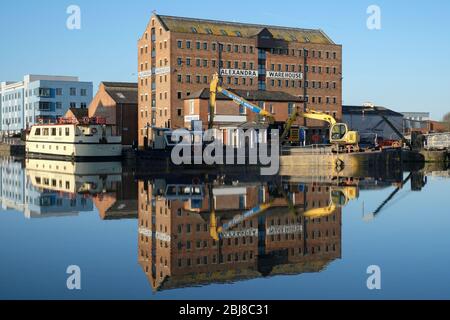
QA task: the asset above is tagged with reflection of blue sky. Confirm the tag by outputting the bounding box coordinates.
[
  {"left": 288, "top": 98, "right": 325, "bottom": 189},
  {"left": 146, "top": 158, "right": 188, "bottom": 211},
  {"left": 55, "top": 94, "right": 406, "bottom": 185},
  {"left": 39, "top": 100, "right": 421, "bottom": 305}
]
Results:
[{"left": 1, "top": 173, "right": 450, "bottom": 299}]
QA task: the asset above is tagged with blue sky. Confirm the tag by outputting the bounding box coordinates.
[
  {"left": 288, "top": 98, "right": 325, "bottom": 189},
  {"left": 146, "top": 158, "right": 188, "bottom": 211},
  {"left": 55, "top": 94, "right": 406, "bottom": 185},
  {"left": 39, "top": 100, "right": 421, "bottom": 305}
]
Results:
[{"left": 0, "top": 0, "right": 449, "bottom": 119}]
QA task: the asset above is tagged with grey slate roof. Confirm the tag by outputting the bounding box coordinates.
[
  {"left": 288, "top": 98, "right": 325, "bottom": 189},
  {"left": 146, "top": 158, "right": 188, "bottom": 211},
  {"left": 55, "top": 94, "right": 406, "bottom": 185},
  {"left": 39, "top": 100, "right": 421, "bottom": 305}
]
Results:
[
  {"left": 68, "top": 108, "right": 88, "bottom": 120},
  {"left": 156, "top": 14, "right": 334, "bottom": 45},
  {"left": 343, "top": 105, "right": 404, "bottom": 117},
  {"left": 102, "top": 82, "right": 138, "bottom": 104}
]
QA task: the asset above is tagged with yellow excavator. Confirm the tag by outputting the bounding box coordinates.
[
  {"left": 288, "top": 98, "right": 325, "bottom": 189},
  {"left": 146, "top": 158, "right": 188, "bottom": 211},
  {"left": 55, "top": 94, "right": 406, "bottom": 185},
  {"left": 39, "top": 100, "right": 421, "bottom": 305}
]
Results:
[
  {"left": 281, "top": 106, "right": 360, "bottom": 150},
  {"left": 209, "top": 73, "right": 274, "bottom": 130},
  {"left": 209, "top": 184, "right": 358, "bottom": 241},
  {"left": 303, "top": 186, "right": 359, "bottom": 219},
  {"left": 209, "top": 73, "right": 359, "bottom": 150}
]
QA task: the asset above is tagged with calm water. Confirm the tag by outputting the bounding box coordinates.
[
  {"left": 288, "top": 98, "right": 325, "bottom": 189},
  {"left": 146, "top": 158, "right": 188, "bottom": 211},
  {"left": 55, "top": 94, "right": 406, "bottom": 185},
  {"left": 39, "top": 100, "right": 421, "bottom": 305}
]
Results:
[{"left": 0, "top": 157, "right": 449, "bottom": 300}]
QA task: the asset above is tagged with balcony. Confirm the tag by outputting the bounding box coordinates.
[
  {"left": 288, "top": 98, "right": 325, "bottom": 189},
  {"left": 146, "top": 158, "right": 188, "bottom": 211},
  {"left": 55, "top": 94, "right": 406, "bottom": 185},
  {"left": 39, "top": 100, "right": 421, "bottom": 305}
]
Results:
[
  {"left": 37, "top": 102, "right": 52, "bottom": 111},
  {"left": 35, "top": 88, "right": 51, "bottom": 98}
]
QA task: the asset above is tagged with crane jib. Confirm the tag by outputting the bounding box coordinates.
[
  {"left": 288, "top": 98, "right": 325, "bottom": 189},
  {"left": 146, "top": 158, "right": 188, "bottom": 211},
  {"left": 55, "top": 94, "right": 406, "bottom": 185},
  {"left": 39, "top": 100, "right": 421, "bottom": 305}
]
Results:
[
  {"left": 221, "top": 89, "right": 263, "bottom": 114},
  {"left": 222, "top": 205, "right": 266, "bottom": 232}
]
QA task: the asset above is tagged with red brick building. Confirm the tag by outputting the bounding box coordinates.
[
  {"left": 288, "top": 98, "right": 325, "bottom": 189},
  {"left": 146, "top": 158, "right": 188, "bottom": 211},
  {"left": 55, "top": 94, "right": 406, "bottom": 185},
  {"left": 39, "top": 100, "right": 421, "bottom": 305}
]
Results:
[
  {"left": 184, "top": 88, "right": 303, "bottom": 145},
  {"left": 137, "top": 14, "right": 342, "bottom": 149},
  {"left": 88, "top": 82, "right": 138, "bottom": 146}
]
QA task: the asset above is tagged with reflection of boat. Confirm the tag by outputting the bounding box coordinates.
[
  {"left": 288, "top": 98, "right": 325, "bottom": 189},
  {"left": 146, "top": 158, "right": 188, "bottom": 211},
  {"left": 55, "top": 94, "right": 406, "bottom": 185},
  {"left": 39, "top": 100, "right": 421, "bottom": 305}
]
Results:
[
  {"left": 26, "top": 118, "right": 122, "bottom": 159},
  {"left": 25, "top": 159, "right": 122, "bottom": 195}
]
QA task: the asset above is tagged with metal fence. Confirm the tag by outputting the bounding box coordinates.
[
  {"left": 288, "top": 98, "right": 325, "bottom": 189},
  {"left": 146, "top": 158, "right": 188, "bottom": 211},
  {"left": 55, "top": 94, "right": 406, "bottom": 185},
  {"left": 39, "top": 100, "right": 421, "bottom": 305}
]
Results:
[{"left": 281, "top": 144, "right": 334, "bottom": 156}]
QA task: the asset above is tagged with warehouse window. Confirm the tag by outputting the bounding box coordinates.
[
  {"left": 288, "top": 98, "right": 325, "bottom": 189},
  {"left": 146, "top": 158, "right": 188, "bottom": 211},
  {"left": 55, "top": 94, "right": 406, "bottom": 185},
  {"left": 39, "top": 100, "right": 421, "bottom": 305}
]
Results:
[
  {"left": 235, "top": 31, "right": 242, "bottom": 37},
  {"left": 221, "top": 30, "right": 228, "bottom": 36},
  {"left": 205, "top": 28, "right": 213, "bottom": 35},
  {"left": 189, "top": 100, "right": 195, "bottom": 115},
  {"left": 288, "top": 103, "right": 294, "bottom": 116},
  {"left": 186, "top": 40, "right": 191, "bottom": 49},
  {"left": 177, "top": 40, "right": 182, "bottom": 49},
  {"left": 191, "top": 27, "right": 198, "bottom": 33}
]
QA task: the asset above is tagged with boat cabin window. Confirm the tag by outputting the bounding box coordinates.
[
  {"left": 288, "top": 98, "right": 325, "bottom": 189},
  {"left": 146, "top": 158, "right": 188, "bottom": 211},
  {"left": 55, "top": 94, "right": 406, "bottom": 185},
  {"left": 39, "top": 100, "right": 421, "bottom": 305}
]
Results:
[
  {"left": 59, "top": 128, "right": 62, "bottom": 136},
  {"left": 35, "top": 128, "right": 41, "bottom": 136},
  {"left": 43, "top": 128, "right": 49, "bottom": 136},
  {"left": 51, "top": 128, "right": 57, "bottom": 136},
  {"left": 65, "top": 128, "right": 70, "bottom": 136}
]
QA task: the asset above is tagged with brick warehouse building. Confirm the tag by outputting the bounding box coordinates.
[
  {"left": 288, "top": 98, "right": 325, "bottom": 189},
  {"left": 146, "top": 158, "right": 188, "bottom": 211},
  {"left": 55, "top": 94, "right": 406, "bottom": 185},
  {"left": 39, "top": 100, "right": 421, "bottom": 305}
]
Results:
[{"left": 137, "top": 14, "right": 342, "bottom": 149}]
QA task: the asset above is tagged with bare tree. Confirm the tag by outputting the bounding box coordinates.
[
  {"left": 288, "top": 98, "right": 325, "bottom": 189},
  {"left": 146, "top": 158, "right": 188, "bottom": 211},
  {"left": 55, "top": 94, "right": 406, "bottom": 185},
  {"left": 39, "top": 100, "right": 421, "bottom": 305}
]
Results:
[{"left": 443, "top": 112, "right": 450, "bottom": 131}]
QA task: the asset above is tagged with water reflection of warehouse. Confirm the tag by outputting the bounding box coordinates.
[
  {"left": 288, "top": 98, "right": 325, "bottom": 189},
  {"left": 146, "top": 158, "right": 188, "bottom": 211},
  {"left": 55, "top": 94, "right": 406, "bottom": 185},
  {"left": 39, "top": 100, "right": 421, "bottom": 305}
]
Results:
[{"left": 137, "top": 177, "right": 343, "bottom": 291}]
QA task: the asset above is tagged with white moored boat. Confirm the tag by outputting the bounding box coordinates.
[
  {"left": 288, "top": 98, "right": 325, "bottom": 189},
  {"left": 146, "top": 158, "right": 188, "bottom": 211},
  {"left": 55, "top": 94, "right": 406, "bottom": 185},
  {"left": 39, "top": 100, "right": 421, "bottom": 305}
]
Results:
[{"left": 26, "top": 117, "right": 122, "bottom": 159}]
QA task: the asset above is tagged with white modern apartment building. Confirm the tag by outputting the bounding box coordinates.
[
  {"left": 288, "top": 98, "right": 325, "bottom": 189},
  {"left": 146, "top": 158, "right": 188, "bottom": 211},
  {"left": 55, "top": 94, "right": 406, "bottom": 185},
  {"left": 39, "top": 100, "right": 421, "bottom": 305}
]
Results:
[
  {"left": 402, "top": 112, "right": 431, "bottom": 132},
  {"left": 0, "top": 75, "right": 93, "bottom": 134}
]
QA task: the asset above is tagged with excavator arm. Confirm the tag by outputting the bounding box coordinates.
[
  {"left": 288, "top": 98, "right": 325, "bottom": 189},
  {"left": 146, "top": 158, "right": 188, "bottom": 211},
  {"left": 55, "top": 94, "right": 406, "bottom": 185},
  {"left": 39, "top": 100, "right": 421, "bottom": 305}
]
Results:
[
  {"left": 209, "top": 73, "right": 274, "bottom": 129},
  {"left": 301, "top": 110, "right": 337, "bottom": 126},
  {"left": 281, "top": 108, "right": 337, "bottom": 144}
]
